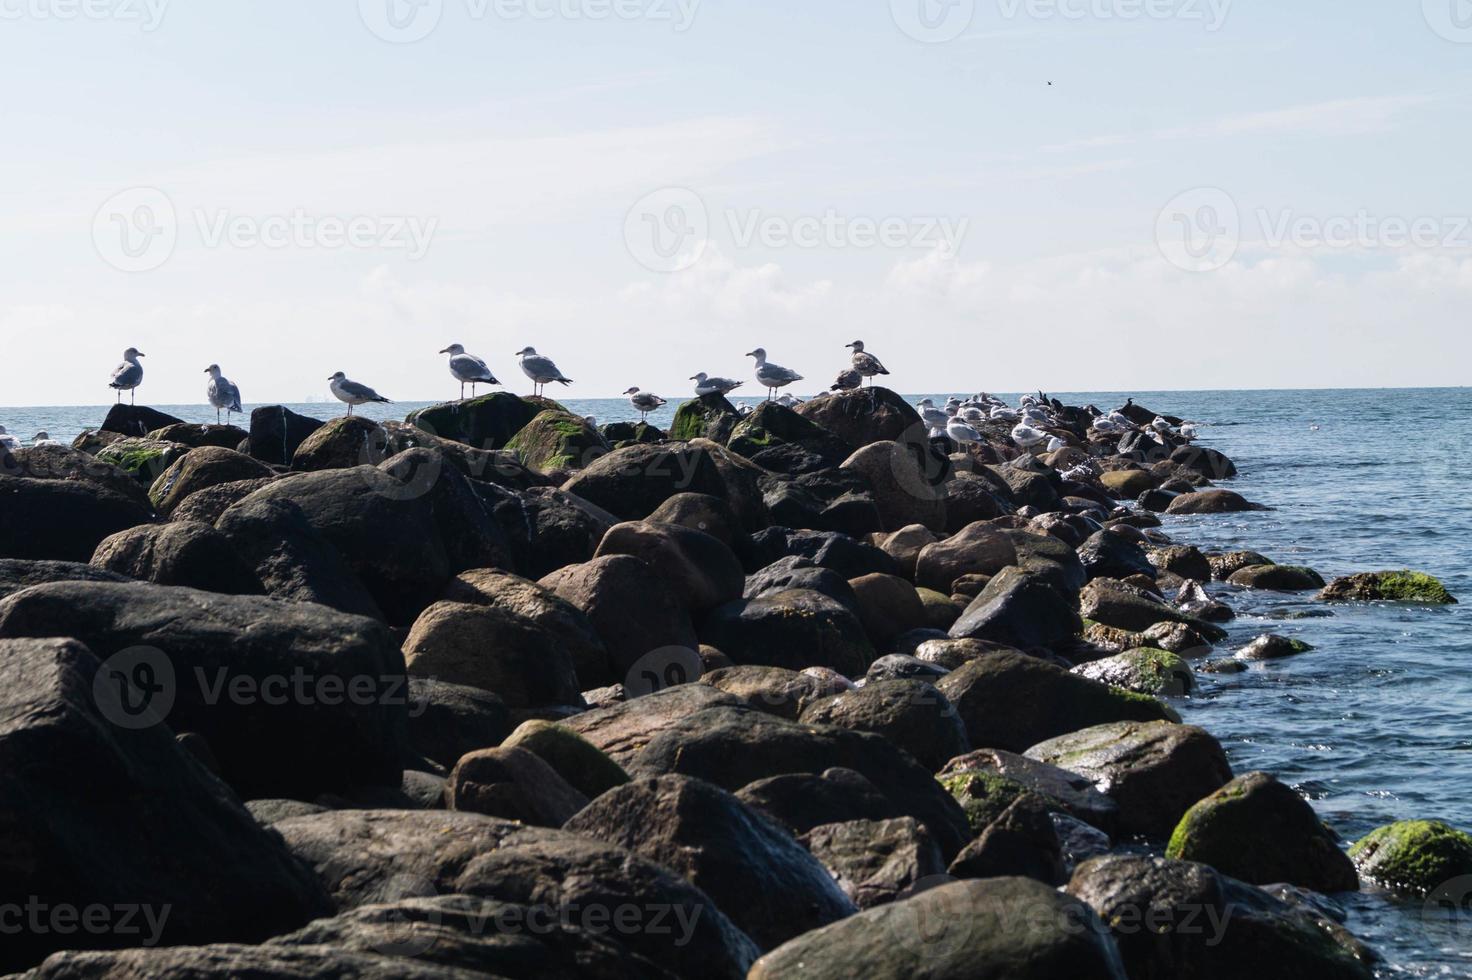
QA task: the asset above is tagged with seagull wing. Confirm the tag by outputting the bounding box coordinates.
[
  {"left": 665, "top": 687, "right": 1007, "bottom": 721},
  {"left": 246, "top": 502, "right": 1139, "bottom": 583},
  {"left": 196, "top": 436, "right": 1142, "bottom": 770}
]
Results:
[
  {"left": 340, "top": 379, "right": 387, "bottom": 402},
  {"left": 225, "top": 380, "right": 243, "bottom": 412},
  {"left": 451, "top": 353, "right": 496, "bottom": 383},
  {"left": 110, "top": 361, "right": 142, "bottom": 388},
  {"left": 524, "top": 354, "right": 569, "bottom": 381}
]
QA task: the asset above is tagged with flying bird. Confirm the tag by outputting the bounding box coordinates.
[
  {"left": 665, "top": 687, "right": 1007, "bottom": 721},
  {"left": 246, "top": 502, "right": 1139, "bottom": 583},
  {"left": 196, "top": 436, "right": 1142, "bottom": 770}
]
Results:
[
  {"left": 440, "top": 344, "right": 498, "bottom": 400},
  {"left": 205, "top": 364, "right": 243, "bottom": 425},
  {"left": 327, "top": 372, "right": 391, "bottom": 416},
  {"left": 109, "top": 348, "right": 145, "bottom": 404},
  {"left": 515, "top": 347, "right": 573, "bottom": 397}
]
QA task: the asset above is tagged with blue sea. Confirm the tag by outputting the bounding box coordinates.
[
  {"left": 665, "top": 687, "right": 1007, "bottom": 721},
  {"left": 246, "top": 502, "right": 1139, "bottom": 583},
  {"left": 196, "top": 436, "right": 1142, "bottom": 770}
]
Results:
[{"left": 4, "top": 388, "right": 1470, "bottom": 976}]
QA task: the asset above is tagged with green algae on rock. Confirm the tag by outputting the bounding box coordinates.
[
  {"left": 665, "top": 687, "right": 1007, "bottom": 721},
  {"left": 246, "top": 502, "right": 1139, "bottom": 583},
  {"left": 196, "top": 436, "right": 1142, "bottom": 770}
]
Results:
[
  {"left": 1072, "top": 647, "right": 1195, "bottom": 697},
  {"left": 1319, "top": 570, "right": 1458, "bottom": 604},
  {"left": 1349, "top": 819, "right": 1472, "bottom": 894},
  {"left": 503, "top": 410, "right": 611, "bottom": 473}
]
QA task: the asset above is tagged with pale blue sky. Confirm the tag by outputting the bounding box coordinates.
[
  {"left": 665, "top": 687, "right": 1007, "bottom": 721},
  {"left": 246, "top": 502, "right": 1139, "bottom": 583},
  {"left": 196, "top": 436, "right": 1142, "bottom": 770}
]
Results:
[{"left": 2, "top": 0, "right": 1469, "bottom": 405}]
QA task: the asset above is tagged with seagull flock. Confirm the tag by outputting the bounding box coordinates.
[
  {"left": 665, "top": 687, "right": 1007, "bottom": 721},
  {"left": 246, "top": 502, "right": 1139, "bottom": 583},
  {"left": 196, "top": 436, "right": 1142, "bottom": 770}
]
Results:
[{"left": 0, "top": 339, "right": 1198, "bottom": 453}]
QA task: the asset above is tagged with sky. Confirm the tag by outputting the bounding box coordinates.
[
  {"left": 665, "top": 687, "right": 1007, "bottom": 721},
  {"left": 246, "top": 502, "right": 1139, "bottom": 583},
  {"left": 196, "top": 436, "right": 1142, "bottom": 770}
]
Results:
[{"left": 1, "top": 0, "right": 1470, "bottom": 405}]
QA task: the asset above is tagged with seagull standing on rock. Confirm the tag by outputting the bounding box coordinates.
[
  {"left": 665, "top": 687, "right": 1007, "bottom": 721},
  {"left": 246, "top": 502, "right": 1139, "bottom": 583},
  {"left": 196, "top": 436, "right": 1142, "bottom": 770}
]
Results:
[
  {"left": 946, "top": 413, "right": 983, "bottom": 449},
  {"left": 205, "top": 364, "right": 243, "bottom": 425},
  {"left": 327, "top": 372, "right": 391, "bottom": 416},
  {"left": 515, "top": 347, "right": 573, "bottom": 397},
  {"left": 690, "top": 372, "right": 744, "bottom": 397},
  {"left": 109, "top": 348, "right": 145, "bottom": 404},
  {"left": 916, "top": 398, "right": 950, "bottom": 436},
  {"left": 623, "top": 387, "right": 667, "bottom": 421},
  {"left": 830, "top": 368, "right": 862, "bottom": 392},
  {"left": 845, "top": 340, "right": 889, "bottom": 386},
  {"left": 747, "top": 348, "right": 803, "bottom": 401},
  {"left": 440, "top": 344, "right": 499, "bottom": 400},
  {"left": 30, "top": 431, "right": 61, "bottom": 447}
]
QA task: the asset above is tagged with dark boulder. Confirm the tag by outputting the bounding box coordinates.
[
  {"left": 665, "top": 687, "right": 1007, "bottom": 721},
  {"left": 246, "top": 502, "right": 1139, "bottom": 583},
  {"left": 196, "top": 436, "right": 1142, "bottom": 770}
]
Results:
[
  {"left": 0, "top": 558, "right": 131, "bottom": 601},
  {"left": 500, "top": 719, "right": 630, "bottom": 800},
  {"left": 948, "top": 793, "right": 1066, "bottom": 885},
  {"left": 562, "top": 443, "right": 730, "bottom": 521},
  {"left": 100, "top": 403, "right": 186, "bottom": 437},
  {"left": 795, "top": 387, "right": 926, "bottom": 449},
  {"left": 838, "top": 440, "right": 948, "bottom": 532},
  {"left": 699, "top": 589, "right": 874, "bottom": 676},
  {"left": 289, "top": 415, "right": 391, "bottom": 471},
  {"left": 799, "top": 679, "right": 969, "bottom": 771},
  {"left": 670, "top": 393, "right": 742, "bottom": 443},
  {"left": 702, "top": 664, "right": 847, "bottom": 720},
  {"left": 1170, "top": 444, "right": 1238, "bottom": 480},
  {"left": 406, "top": 678, "right": 512, "bottom": 770},
  {"left": 948, "top": 566, "right": 1082, "bottom": 650},
  {"left": 914, "top": 521, "right": 1017, "bottom": 593},
  {"left": 148, "top": 422, "right": 249, "bottom": 449},
  {"left": 847, "top": 572, "right": 929, "bottom": 648},
  {"left": 406, "top": 392, "right": 549, "bottom": 449},
  {"left": 595, "top": 520, "right": 745, "bottom": 615},
  {"left": 168, "top": 476, "right": 276, "bottom": 525},
  {"left": 1166, "top": 489, "right": 1262, "bottom": 514},
  {"left": 1227, "top": 563, "right": 1326, "bottom": 591},
  {"left": 749, "top": 527, "right": 898, "bottom": 579},
  {"left": 540, "top": 555, "right": 698, "bottom": 679},
  {"left": 743, "top": 555, "right": 859, "bottom": 612},
  {"left": 1077, "top": 530, "right": 1155, "bottom": 582},
  {"left": 0, "top": 478, "right": 153, "bottom": 563},
  {"left": 149, "top": 446, "right": 276, "bottom": 517},
  {"left": 735, "top": 767, "right": 903, "bottom": 834},
  {"left": 559, "top": 683, "right": 741, "bottom": 767},
  {"left": 90, "top": 520, "right": 264, "bottom": 594},
  {"left": 491, "top": 486, "right": 615, "bottom": 579},
  {"left": 247, "top": 405, "right": 326, "bottom": 465},
  {"left": 402, "top": 601, "right": 584, "bottom": 710},
  {"left": 939, "top": 748, "right": 1118, "bottom": 834},
  {"left": 802, "top": 817, "right": 948, "bottom": 908},
  {"left": 448, "top": 745, "right": 589, "bottom": 825}
]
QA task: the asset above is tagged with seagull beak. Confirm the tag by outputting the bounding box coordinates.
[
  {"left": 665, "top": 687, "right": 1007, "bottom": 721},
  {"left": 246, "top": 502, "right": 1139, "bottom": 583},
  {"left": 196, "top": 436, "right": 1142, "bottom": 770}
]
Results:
[
  {"left": 438, "top": 347, "right": 449, "bottom": 354},
  {"left": 136, "top": 352, "right": 145, "bottom": 357}
]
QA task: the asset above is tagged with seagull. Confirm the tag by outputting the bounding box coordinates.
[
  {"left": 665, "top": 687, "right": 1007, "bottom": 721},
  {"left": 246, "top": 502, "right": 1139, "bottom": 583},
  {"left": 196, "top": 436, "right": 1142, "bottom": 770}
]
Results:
[
  {"left": 0, "top": 426, "right": 17, "bottom": 451},
  {"left": 690, "top": 372, "right": 744, "bottom": 397},
  {"left": 327, "top": 372, "right": 390, "bottom": 416},
  {"left": 623, "top": 387, "right": 667, "bottom": 421},
  {"left": 1011, "top": 423, "right": 1048, "bottom": 449},
  {"left": 946, "top": 415, "right": 983, "bottom": 449},
  {"left": 515, "top": 347, "right": 573, "bottom": 397},
  {"left": 109, "top": 348, "right": 145, "bottom": 404},
  {"left": 830, "top": 368, "right": 862, "bottom": 392},
  {"left": 1046, "top": 436, "right": 1066, "bottom": 453},
  {"left": 1151, "top": 417, "right": 1175, "bottom": 436},
  {"left": 30, "top": 431, "right": 62, "bottom": 447},
  {"left": 1180, "top": 423, "right": 1199, "bottom": 440},
  {"left": 204, "top": 364, "right": 243, "bottom": 425},
  {"left": 845, "top": 340, "right": 890, "bottom": 386},
  {"left": 747, "top": 348, "right": 804, "bottom": 401},
  {"left": 916, "top": 398, "right": 950, "bottom": 435},
  {"left": 440, "top": 344, "right": 499, "bottom": 400}
]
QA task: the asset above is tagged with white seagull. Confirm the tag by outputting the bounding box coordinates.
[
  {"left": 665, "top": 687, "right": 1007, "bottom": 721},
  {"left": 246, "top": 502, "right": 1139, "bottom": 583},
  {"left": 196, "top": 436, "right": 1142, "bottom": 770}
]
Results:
[
  {"left": 946, "top": 414, "right": 983, "bottom": 449},
  {"left": 623, "top": 387, "right": 668, "bottom": 421},
  {"left": 830, "top": 368, "right": 862, "bottom": 392},
  {"left": 109, "top": 348, "right": 145, "bottom": 404},
  {"left": 916, "top": 399, "right": 950, "bottom": 436},
  {"left": 205, "top": 364, "right": 243, "bottom": 425},
  {"left": 515, "top": 347, "right": 573, "bottom": 397},
  {"left": 690, "top": 372, "right": 744, "bottom": 397},
  {"left": 1011, "top": 422, "right": 1048, "bottom": 449},
  {"left": 746, "top": 348, "right": 803, "bottom": 401},
  {"left": 845, "top": 340, "right": 890, "bottom": 386},
  {"left": 440, "top": 343, "right": 499, "bottom": 400},
  {"left": 327, "top": 372, "right": 391, "bottom": 416},
  {"left": 30, "top": 431, "right": 62, "bottom": 447}
]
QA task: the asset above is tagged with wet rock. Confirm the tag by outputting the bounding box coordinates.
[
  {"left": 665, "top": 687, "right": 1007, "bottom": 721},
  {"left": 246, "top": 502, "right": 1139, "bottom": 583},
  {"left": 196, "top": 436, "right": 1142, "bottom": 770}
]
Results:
[
  {"left": 93, "top": 437, "right": 191, "bottom": 487},
  {"left": 1236, "top": 633, "right": 1315, "bottom": 661},
  {"left": 989, "top": 463, "right": 1061, "bottom": 512},
  {"left": 559, "top": 683, "right": 741, "bottom": 767},
  {"left": 168, "top": 476, "right": 276, "bottom": 524},
  {"left": 1167, "top": 771, "right": 1358, "bottom": 892},
  {"left": 1026, "top": 720, "right": 1232, "bottom": 838},
  {"left": 1006, "top": 528, "right": 1089, "bottom": 594},
  {"left": 700, "top": 589, "right": 873, "bottom": 676},
  {"left": 1319, "top": 569, "right": 1458, "bottom": 604},
  {"left": 0, "top": 637, "right": 333, "bottom": 973},
  {"left": 864, "top": 652, "right": 950, "bottom": 684},
  {"left": 246, "top": 405, "right": 326, "bottom": 465},
  {"left": 702, "top": 664, "right": 846, "bottom": 720},
  {"left": 914, "top": 521, "right": 1017, "bottom": 593},
  {"left": 403, "top": 601, "right": 584, "bottom": 710},
  {"left": 744, "top": 555, "right": 859, "bottom": 611},
  {"left": 916, "top": 587, "right": 963, "bottom": 630},
  {"left": 1079, "top": 577, "right": 1227, "bottom": 640},
  {"left": 1349, "top": 819, "right": 1472, "bottom": 895},
  {"left": 0, "top": 581, "right": 408, "bottom": 799},
  {"left": 1099, "top": 469, "right": 1156, "bottom": 498},
  {"left": 670, "top": 393, "right": 742, "bottom": 443},
  {"left": 1206, "top": 550, "right": 1273, "bottom": 581},
  {"left": 1077, "top": 530, "right": 1155, "bottom": 582},
  {"left": 561, "top": 443, "right": 730, "bottom": 521},
  {"left": 802, "top": 816, "right": 948, "bottom": 908},
  {"left": 736, "top": 767, "right": 903, "bottom": 834},
  {"left": 564, "top": 774, "right": 858, "bottom": 950},
  {"left": 1137, "top": 487, "right": 1180, "bottom": 512},
  {"left": 500, "top": 719, "right": 630, "bottom": 800},
  {"left": 90, "top": 520, "right": 264, "bottom": 594},
  {"left": 948, "top": 567, "right": 1082, "bottom": 650},
  {"left": 942, "top": 473, "right": 1009, "bottom": 529},
  {"left": 595, "top": 520, "right": 745, "bottom": 615},
  {"left": 750, "top": 527, "right": 898, "bottom": 579},
  {"left": 799, "top": 678, "right": 968, "bottom": 771},
  {"left": 99, "top": 403, "right": 186, "bottom": 438},
  {"left": 540, "top": 554, "right": 698, "bottom": 679},
  {"left": 1170, "top": 444, "right": 1238, "bottom": 480},
  {"left": 627, "top": 704, "right": 972, "bottom": 859},
  {"left": 939, "top": 748, "right": 1118, "bottom": 835},
  {"left": 288, "top": 415, "right": 390, "bottom": 472},
  {"left": 148, "top": 446, "right": 276, "bottom": 516},
  {"left": 1166, "top": 489, "right": 1263, "bottom": 514},
  {"left": 1148, "top": 544, "right": 1213, "bottom": 581},
  {"left": 847, "top": 572, "right": 928, "bottom": 647},
  {"left": 0, "top": 558, "right": 131, "bottom": 600},
  {"left": 948, "top": 793, "right": 1066, "bottom": 885},
  {"left": 748, "top": 877, "right": 1127, "bottom": 980},
  {"left": 448, "top": 745, "right": 589, "bottom": 825},
  {"left": 506, "top": 409, "right": 612, "bottom": 473},
  {"left": 914, "top": 636, "right": 1028, "bottom": 671},
  {"left": 1072, "top": 647, "right": 1195, "bottom": 697},
  {"left": 407, "top": 392, "right": 550, "bottom": 449},
  {"left": 1228, "top": 563, "right": 1326, "bottom": 591},
  {"left": 1175, "top": 579, "right": 1234, "bottom": 622},
  {"left": 1067, "top": 855, "right": 1372, "bottom": 980},
  {"left": 406, "top": 678, "right": 512, "bottom": 770},
  {"left": 443, "top": 568, "right": 613, "bottom": 689}
]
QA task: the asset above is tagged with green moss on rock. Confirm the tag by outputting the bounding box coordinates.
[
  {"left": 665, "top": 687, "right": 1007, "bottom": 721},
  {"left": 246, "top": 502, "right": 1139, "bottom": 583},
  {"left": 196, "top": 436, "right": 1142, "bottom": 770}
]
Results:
[
  {"left": 1320, "top": 570, "right": 1457, "bottom": 605},
  {"left": 1349, "top": 819, "right": 1472, "bottom": 894},
  {"left": 500, "top": 719, "right": 630, "bottom": 800},
  {"left": 939, "top": 770, "right": 1030, "bottom": 834},
  {"left": 504, "top": 410, "right": 611, "bottom": 474},
  {"left": 96, "top": 439, "right": 189, "bottom": 487}
]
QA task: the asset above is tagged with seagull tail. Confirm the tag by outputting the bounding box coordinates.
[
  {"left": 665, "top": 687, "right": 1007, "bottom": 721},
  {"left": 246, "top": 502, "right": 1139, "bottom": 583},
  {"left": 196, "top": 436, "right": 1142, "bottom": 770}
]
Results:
[
  {"left": 555, "top": 378, "right": 573, "bottom": 386},
  {"left": 375, "top": 396, "right": 392, "bottom": 404}
]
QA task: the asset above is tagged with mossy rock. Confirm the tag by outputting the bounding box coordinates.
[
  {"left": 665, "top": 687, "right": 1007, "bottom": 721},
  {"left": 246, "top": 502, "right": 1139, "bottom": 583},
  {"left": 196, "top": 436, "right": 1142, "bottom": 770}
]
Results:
[
  {"left": 939, "top": 770, "right": 1031, "bottom": 834},
  {"left": 96, "top": 438, "right": 190, "bottom": 487},
  {"left": 70, "top": 429, "right": 126, "bottom": 455},
  {"left": 1349, "top": 819, "right": 1472, "bottom": 894},
  {"left": 500, "top": 719, "right": 630, "bottom": 800},
  {"left": 504, "top": 410, "right": 611, "bottom": 473},
  {"left": 727, "top": 402, "right": 848, "bottom": 466},
  {"left": 915, "top": 588, "right": 962, "bottom": 631},
  {"left": 1166, "top": 770, "right": 1358, "bottom": 892},
  {"left": 1073, "top": 647, "right": 1195, "bottom": 697},
  {"left": 670, "top": 394, "right": 741, "bottom": 443},
  {"left": 407, "top": 392, "right": 565, "bottom": 450},
  {"left": 1320, "top": 570, "right": 1457, "bottom": 605}
]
